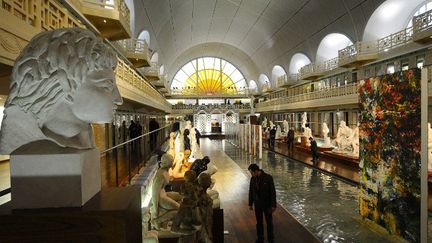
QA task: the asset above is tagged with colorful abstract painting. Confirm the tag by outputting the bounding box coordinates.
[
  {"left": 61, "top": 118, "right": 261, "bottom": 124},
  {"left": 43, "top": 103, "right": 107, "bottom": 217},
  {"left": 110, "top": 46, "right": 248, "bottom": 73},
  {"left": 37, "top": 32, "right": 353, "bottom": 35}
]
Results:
[{"left": 358, "top": 68, "right": 421, "bottom": 242}]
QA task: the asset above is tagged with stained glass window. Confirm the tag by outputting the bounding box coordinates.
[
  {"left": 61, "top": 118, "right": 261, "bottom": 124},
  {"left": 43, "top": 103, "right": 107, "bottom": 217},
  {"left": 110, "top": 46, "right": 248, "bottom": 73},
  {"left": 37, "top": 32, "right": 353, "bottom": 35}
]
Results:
[{"left": 170, "top": 57, "right": 248, "bottom": 95}]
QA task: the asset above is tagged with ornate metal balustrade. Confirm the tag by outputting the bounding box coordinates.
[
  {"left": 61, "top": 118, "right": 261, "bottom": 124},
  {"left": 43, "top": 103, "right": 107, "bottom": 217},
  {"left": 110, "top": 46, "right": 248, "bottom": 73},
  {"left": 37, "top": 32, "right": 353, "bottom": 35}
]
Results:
[
  {"left": 299, "top": 57, "right": 339, "bottom": 80},
  {"left": 256, "top": 82, "right": 358, "bottom": 108},
  {"left": 338, "top": 41, "right": 378, "bottom": 68},
  {"left": 80, "top": 0, "right": 131, "bottom": 40},
  {"left": 412, "top": 9, "right": 432, "bottom": 43},
  {"left": 115, "top": 38, "right": 150, "bottom": 68},
  {"left": 277, "top": 74, "right": 300, "bottom": 87},
  {"left": 377, "top": 27, "right": 413, "bottom": 53}
]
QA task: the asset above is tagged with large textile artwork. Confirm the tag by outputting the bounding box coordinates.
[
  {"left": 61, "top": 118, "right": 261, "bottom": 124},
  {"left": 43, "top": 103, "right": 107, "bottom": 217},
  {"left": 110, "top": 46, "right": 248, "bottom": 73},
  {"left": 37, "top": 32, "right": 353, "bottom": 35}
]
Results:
[{"left": 358, "top": 68, "right": 421, "bottom": 242}]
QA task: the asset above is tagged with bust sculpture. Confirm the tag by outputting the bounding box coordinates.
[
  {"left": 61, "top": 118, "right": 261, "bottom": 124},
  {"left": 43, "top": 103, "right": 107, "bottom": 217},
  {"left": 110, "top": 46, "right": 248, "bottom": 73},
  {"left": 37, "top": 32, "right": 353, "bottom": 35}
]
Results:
[
  {"left": 151, "top": 154, "right": 181, "bottom": 230},
  {"left": 0, "top": 28, "right": 123, "bottom": 154}
]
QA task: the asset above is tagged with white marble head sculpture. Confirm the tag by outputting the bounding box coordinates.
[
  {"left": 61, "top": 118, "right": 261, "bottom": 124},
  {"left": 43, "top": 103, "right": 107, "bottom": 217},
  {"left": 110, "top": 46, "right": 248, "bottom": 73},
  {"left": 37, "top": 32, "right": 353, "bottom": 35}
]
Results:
[{"left": 0, "top": 28, "right": 123, "bottom": 154}]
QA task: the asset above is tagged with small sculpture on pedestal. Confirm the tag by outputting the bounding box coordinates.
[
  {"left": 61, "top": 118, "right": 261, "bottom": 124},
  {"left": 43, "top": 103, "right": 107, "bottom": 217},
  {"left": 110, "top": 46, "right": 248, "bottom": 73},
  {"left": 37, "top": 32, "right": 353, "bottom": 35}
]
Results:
[
  {"left": 189, "top": 127, "right": 202, "bottom": 161},
  {"left": 197, "top": 173, "right": 213, "bottom": 242},
  {"left": 276, "top": 125, "right": 282, "bottom": 140},
  {"left": 283, "top": 120, "right": 289, "bottom": 133},
  {"left": 151, "top": 154, "right": 181, "bottom": 230},
  {"left": 262, "top": 117, "right": 268, "bottom": 129},
  {"left": 171, "top": 170, "right": 201, "bottom": 234},
  {"left": 269, "top": 121, "right": 274, "bottom": 130},
  {"left": 350, "top": 124, "right": 359, "bottom": 155},
  {"left": 301, "top": 112, "right": 307, "bottom": 130},
  {"left": 333, "top": 120, "right": 353, "bottom": 152},
  {"left": 303, "top": 127, "right": 313, "bottom": 146},
  {"left": 168, "top": 132, "right": 176, "bottom": 158},
  {"left": 322, "top": 122, "right": 332, "bottom": 148}
]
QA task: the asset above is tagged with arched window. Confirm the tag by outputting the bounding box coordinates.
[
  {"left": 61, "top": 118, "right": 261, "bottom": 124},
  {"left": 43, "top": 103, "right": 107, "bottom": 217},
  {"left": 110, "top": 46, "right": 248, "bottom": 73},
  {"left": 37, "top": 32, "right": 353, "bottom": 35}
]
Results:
[
  {"left": 407, "top": 1, "right": 432, "bottom": 28},
  {"left": 138, "top": 30, "right": 150, "bottom": 45},
  {"left": 271, "top": 65, "right": 287, "bottom": 88},
  {"left": 170, "top": 57, "right": 247, "bottom": 96},
  {"left": 151, "top": 52, "right": 159, "bottom": 64},
  {"left": 289, "top": 53, "right": 311, "bottom": 74},
  {"left": 249, "top": 80, "right": 258, "bottom": 94},
  {"left": 259, "top": 74, "right": 270, "bottom": 92},
  {"left": 363, "top": 0, "right": 426, "bottom": 41},
  {"left": 160, "top": 65, "right": 165, "bottom": 75},
  {"left": 316, "top": 33, "right": 353, "bottom": 63}
]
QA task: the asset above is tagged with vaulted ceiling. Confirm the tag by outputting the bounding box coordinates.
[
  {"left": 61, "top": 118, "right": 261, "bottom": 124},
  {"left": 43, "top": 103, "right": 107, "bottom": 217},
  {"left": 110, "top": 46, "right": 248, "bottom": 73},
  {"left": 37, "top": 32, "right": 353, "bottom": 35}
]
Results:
[{"left": 133, "top": 0, "right": 386, "bottom": 85}]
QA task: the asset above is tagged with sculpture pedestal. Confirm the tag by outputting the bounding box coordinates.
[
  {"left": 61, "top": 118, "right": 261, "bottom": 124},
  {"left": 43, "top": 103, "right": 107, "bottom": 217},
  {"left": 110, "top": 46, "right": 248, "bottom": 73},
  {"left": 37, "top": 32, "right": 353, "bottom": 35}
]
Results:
[
  {"left": 10, "top": 144, "right": 100, "bottom": 209},
  {"left": 300, "top": 136, "right": 308, "bottom": 147},
  {"left": 0, "top": 187, "right": 142, "bottom": 242}
]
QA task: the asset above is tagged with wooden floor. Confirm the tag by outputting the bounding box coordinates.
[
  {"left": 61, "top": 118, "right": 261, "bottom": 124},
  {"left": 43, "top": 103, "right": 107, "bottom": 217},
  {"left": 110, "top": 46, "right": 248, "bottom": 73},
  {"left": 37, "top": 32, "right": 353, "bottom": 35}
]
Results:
[{"left": 200, "top": 138, "right": 320, "bottom": 243}]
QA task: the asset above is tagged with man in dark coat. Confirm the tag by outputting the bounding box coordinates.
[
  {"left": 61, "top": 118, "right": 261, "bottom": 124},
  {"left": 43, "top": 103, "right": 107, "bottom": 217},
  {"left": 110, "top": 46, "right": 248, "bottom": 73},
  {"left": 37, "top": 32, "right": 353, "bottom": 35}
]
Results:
[
  {"left": 309, "top": 137, "right": 318, "bottom": 162},
  {"left": 287, "top": 128, "right": 295, "bottom": 151},
  {"left": 269, "top": 126, "right": 276, "bottom": 148},
  {"left": 248, "top": 164, "right": 276, "bottom": 243}
]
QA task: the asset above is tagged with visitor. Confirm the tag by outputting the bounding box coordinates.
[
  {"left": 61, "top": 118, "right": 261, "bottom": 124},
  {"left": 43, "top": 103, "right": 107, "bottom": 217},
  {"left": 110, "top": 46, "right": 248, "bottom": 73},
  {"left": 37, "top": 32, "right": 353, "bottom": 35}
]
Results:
[
  {"left": 309, "top": 137, "right": 318, "bottom": 162},
  {"left": 269, "top": 126, "right": 276, "bottom": 148},
  {"left": 248, "top": 164, "right": 276, "bottom": 243},
  {"left": 287, "top": 128, "right": 295, "bottom": 152}
]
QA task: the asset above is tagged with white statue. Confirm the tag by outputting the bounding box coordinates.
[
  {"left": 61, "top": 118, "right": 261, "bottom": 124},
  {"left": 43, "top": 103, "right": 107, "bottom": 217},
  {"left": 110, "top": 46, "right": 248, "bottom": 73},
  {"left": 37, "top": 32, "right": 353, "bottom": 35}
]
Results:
[
  {"left": 151, "top": 154, "right": 181, "bottom": 230},
  {"left": 283, "top": 120, "right": 289, "bottom": 133},
  {"left": 429, "top": 123, "right": 432, "bottom": 171},
  {"left": 262, "top": 117, "right": 268, "bottom": 128},
  {"left": 0, "top": 28, "right": 123, "bottom": 154},
  {"left": 269, "top": 121, "right": 274, "bottom": 129},
  {"left": 168, "top": 132, "right": 176, "bottom": 158},
  {"left": 301, "top": 112, "right": 307, "bottom": 130},
  {"left": 322, "top": 122, "right": 332, "bottom": 147},
  {"left": 276, "top": 125, "right": 282, "bottom": 139},
  {"left": 303, "top": 127, "right": 313, "bottom": 146},
  {"left": 189, "top": 127, "right": 202, "bottom": 161},
  {"left": 350, "top": 124, "right": 359, "bottom": 155},
  {"left": 333, "top": 121, "right": 353, "bottom": 152}
]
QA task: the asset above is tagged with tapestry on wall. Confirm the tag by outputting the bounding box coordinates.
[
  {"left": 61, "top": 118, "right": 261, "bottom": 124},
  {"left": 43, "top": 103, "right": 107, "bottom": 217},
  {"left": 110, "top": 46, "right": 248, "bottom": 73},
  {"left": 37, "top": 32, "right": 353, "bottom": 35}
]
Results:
[{"left": 358, "top": 68, "right": 421, "bottom": 242}]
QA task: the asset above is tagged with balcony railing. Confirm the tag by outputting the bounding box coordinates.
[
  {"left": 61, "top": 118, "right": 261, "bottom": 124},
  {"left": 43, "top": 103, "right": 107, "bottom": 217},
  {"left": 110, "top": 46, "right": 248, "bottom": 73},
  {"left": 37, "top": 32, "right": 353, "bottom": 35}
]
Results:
[
  {"left": 142, "top": 62, "right": 160, "bottom": 81},
  {"left": 277, "top": 74, "right": 300, "bottom": 87},
  {"left": 115, "top": 58, "right": 170, "bottom": 109},
  {"left": 256, "top": 82, "right": 358, "bottom": 109},
  {"left": 81, "top": 0, "right": 131, "bottom": 40},
  {"left": 377, "top": 26, "right": 413, "bottom": 53},
  {"left": 338, "top": 41, "right": 378, "bottom": 68},
  {"left": 413, "top": 9, "right": 432, "bottom": 43},
  {"left": 299, "top": 57, "right": 339, "bottom": 80},
  {"left": 172, "top": 103, "right": 251, "bottom": 111},
  {"left": 115, "top": 39, "right": 150, "bottom": 68}
]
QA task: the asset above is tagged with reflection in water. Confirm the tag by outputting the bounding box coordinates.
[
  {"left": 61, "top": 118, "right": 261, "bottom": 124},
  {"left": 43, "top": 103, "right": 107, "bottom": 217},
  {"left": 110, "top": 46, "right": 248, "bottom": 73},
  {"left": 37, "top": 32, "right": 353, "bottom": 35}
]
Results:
[{"left": 216, "top": 140, "right": 393, "bottom": 243}]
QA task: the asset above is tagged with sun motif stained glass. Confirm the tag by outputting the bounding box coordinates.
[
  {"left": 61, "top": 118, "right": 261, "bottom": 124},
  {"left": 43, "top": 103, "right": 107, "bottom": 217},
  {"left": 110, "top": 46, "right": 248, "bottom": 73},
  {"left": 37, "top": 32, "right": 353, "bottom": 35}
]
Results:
[{"left": 170, "top": 57, "right": 248, "bottom": 95}]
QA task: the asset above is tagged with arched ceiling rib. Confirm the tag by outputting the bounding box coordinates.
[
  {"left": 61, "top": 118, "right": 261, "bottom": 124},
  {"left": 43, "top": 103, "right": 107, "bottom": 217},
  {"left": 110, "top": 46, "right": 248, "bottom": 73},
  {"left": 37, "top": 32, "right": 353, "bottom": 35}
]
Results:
[{"left": 134, "top": 0, "right": 385, "bottom": 82}]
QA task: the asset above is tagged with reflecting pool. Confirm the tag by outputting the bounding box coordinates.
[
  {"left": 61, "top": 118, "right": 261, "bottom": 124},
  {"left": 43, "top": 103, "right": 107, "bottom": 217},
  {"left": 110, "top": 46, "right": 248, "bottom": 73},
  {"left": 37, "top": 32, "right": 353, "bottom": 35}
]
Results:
[{"left": 215, "top": 140, "right": 397, "bottom": 243}]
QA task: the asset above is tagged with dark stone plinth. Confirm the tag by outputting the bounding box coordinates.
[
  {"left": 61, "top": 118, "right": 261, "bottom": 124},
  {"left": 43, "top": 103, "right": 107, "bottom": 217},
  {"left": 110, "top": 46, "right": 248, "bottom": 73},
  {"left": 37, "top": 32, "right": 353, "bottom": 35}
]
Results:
[{"left": 0, "top": 187, "right": 142, "bottom": 243}]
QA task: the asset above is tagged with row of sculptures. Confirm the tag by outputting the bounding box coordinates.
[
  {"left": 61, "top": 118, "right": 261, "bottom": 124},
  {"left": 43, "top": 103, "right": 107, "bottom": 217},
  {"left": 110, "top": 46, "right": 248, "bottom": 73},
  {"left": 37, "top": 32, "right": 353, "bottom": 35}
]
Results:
[
  {"left": 261, "top": 112, "right": 360, "bottom": 156},
  {"left": 146, "top": 121, "right": 220, "bottom": 242}
]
